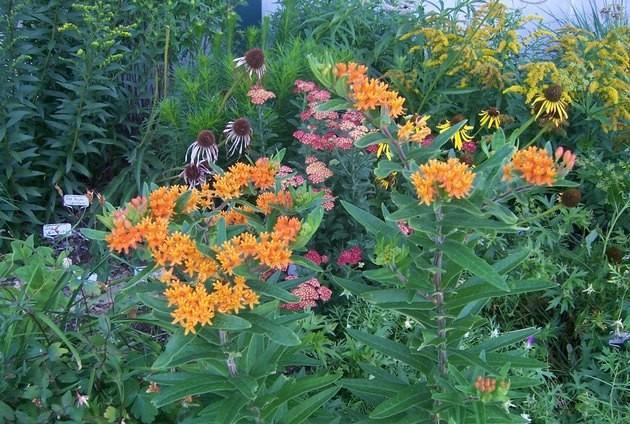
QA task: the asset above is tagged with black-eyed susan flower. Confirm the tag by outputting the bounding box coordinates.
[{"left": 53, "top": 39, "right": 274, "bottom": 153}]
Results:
[
  {"left": 224, "top": 118, "right": 253, "bottom": 157},
  {"left": 436, "top": 114, "right": 473, "bottom": 150},
  {"left": 478, "top": 107, "right": 502, "bottom": 130},
  {"left": 186, "top": 130, "right": 218, "bottom": 165},
  {"left": 376, "top": 143, "right": 392, "bottom": 160},
  {"left": 234, "top": 48, "right": 266, "bottom": 79},
  {"left": 531, "top": 84, "right": 571, "bottom": 127}
]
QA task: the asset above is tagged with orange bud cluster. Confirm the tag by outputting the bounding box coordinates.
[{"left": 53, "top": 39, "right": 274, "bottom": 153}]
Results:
[
  {"left": 256, "top": 190, "right": 293, "bottom": 214},
  {"left": 474, "top": 376, "right": 497, "bottom": 393},
  {"left": 410, "top": 158, "right": 476, "bottom": 205},
  {"left": 335, "top": 62, "right": 405, "bottom": 118}
]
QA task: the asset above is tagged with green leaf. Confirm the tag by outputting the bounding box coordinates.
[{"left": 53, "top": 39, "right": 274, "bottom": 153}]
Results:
[
  {"left": 280, "top": 386, "right": 340, "bottom": 424},
  {"left": 374, "top": 160, "right": 403, "bottom": 178},
  {"left": 215, "top": 393, "right": 246, "bottom": 423},
  {"left": 240, "top": 312, "right": 301, "bottom": 346},
  {"left": 262, "top": 374, "right": 341, "bottom": 419},
  {"left": 442, "top": 240, "right": 508, "bottom": 291},
  {"left": 329, "top": 275, "right": 372, "bottom": 295},
  {"left": 151, "top": 378, "right": 232, "bottom": 408},
  {"left": 347, "top": 329, "right": 431, "bottom": 374},
  {"left": 341, "top": 200, "right": 390, "bottom": 235},
  {"left": 316, "top": 99, "right": 351, "bottom": 112},
  {"left": 247, "top": 280, "right": 299, "bottom": 303},
  {"left": 80, "top": 228, "right": 108, "bottom": 240},
  {"left": 355, "top": 131, "right": 388, "bottom": 148},
  {"left": 370, "top": 384, "right": 430, "bottom": 419},
  {"left": 153, "top": 333, "right": 211, "bottom": 369},
  {"left": 472, "top": 328, "right": 539, "bottom": 353},
  {"left": 291, "top": 255, "right": 323, "bottom": 273},
  {"left": 33, "top": 312, "right": 82, "bottom": 370},
  {"left": 293, "top": 206, "right": 323, "bottom": 249},
  {"left": 212, "top": 314, "right": 252, "bottom": 331}
]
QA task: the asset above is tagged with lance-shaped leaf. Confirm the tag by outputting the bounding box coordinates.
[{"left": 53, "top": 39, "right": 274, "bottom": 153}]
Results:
[{"left": 442, "top": 240, "right": 508, "bottom": 291}]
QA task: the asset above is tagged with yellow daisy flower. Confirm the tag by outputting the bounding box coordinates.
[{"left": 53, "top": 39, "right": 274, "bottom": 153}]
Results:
[
  {"left": 531, "top": 84, "right": 571, "bottom": 127},
  {"left": 436, "top": 115, "right": 473, "bottom": 150},
  {"left": 478, "top": 107, "right": 502, "bottom": 130}
]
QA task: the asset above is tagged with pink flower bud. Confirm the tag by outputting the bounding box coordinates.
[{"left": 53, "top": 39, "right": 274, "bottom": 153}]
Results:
[
  {"left": 555, "top": 146, "right": 564, "bottom": 161},
  {"left": 563, "top": 151, "right": 576, "bottom": 170}
]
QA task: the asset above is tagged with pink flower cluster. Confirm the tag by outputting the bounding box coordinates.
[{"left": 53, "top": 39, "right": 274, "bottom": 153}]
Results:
[
  {"left": 293, "top": 80, "right": 369, "bottom": 152},
  {"left": 282, "top": 277, "right": 332, "bottom": 311},
  {"left": 314, "top": 187, "right": 336, "bottom": 211},
  {"left": 337, "top": 246, "right": 363, "bottom": 266},
  {"left": 277, "top": 165, "right": 306, "bottom": 188},
  {"left": 304, "top": 249, "right": 329, "bottom": 265},
  {"left": 247, "top": 84, "right": 276, "bottom": 105},
  {"left": 398, "top": 221, "right": 413, "bottom": 236},
  {"left": 305, "top": 156, "right": 333, "bottom": 184}
]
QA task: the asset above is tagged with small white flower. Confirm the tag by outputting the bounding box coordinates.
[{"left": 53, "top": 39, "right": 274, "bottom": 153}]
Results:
[
  {"left": 520, "top": 413, "right": 532, "bottom": 423},
  {"left": 490, "top": 328, "right": 500, "bottom": 338},
  {"left": 75, "top": 392, "right": 89, "bottom": 408},
  {"left": 358, "top": 262, "right": 365, "bottom": 269},
  {"left": 464, "top": 331, "right": 471, "bottom": 338},
  {"left": 62, "top": 257, "right": 72, "bottom": 269},
  {"left": 582, "top": 284, "right": 596, "bottom": 295},
  {"left": 404, "top": 318, "right": 413, "bottom": 329}
]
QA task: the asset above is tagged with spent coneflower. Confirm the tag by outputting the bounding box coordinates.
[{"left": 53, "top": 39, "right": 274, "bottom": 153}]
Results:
[
  {"left": 234, "top": 48, "right": 266, "bottom": 79},
  {"left": 531, "top": 84, "right": 571, "bottom": 127},
  {"left": 436, "top": 114, "right": 473, "bottom": 150},
  {"left": 224, "top": 118, "right": 253, "bottom": 157},
  {"left": 180, "top": 162, "right": 210, "bottom": 188},
  {"left": 479, "top": 107, "right": 502, "bottom": 130},
  {"left": 186, "top": 130, "right": 218, "bottom": 165}
]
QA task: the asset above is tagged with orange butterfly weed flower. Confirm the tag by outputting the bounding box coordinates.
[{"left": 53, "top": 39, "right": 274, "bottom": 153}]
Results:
[
  {"left": 250, "top": 157, "right": 278, "bottom": 190},
  {"left": 215, "top": 239, "right": 243, "bottom": 276},
  {"left": 255, "top": 233, "right": 292, "bottom": 270},
  {"left": 256, "top": 191, "right": 293, "bottom": 214},
  {"left": 214, "top": 208, "right": 249, "bottom": 225},
  {"left": 336, "top": 62, "right": 405, "bottom": 118},
  {"left": 137, "top": 217, "right": 169, "bottom": 250},
  {"left": 149, "top": 187, "right": 180, "bottom": 220},
  {"left": 273, "top": 216, "right": 301, "bottom": 243},
  {"left": 335, "top": 62, "right": 368, "bottom": 85},
  {"left": 164, "top": 279, "right": 215, "bottom": 335},
  {"left": 504, "top": 146, "right": 556, "bottom": 186},
  {"left": 107, "top": 220, "right": 143, "bottom": 254},
  {"left": 410, "top": 158, "right": 475, "bottom": 205}
]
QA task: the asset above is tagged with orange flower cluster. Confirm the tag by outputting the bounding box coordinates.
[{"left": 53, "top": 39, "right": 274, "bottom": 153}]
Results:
[
  {"left": 163, "top": 275, "right": 259, "bottom": 334},
  {"left": 215, "top": 216, "right": 301, "bottom": 275},
  {"left": 104, "top": 157, "right": 305, "bottom": 334},
  {"left": 335, "top": 62, "right": 405, "bottom": 118},
  {"left": 398, "top": 115, "right": 431, "bottom": 143},
  {"left": 256, "top": 190, "right": 293, "bottom": 214},
  {"left": 410, "top": 158, "right": 476, "bottom": 205},
  {"left": 213, "top": 158, "right": 278, "bottom": 200},
  {"left": 503, "top": 146, "right": 556, "bottom": 186}
]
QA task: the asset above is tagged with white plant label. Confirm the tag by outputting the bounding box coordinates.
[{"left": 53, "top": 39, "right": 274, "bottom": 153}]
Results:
[
  {"left": 43, "top": 223, "right": 72, "bottom": 238},
  {"left": 63, "top": 194, "right": 90, "bottom": 208}
]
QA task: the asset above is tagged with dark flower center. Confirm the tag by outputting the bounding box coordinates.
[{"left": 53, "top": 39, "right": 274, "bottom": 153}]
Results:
[
  {"left": 244, "top": 48, "right": 265, "bottom": 69},
  {"left": 487, "top": 107, "right": 500, "bottom": 116},
  {"left": 544, "top": 84, "right": 563, "bottom": 102},
  {"left": 233, "top": 118, "right": 252, "bottom": 136},
  {"left": 197, "top": 130, "right": 216, "bottom": 148},
  {"left": 184, "top": 164, "right": 202, "bottom": 181},
  {"left": 451, "top": 114, "right": 465, "bottom": 124},
  {"left": 561, "top": 188, "right": 581, "bottom": 207}
]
